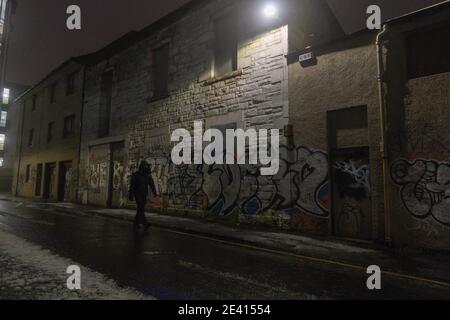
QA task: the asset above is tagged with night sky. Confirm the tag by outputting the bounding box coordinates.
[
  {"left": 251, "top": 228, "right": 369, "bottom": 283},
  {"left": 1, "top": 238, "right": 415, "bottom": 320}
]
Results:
[{"left": 7, "top": 0, "right": 445, "bottom": 85}]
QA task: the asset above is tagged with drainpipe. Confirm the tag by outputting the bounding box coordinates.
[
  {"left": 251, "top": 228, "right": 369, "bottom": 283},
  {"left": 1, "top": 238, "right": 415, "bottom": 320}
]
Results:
[
  {"left": 76, "top": 65, "right": 87, "bottom": 204},
  {"left": 14, "top": 99, "right": 25, "bottom": 196},
  {"left": 376, "top": 24, "right": 392, "bottom": 245}
]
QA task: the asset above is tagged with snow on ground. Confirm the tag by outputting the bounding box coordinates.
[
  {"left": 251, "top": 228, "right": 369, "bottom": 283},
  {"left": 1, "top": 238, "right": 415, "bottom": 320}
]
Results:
[{"left": 0, "top": 229, "right": 153, "bottom": 300}]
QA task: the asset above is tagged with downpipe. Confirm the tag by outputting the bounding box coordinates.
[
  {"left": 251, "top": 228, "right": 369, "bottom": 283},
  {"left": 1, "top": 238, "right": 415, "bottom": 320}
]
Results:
[{"left": 376, "top": 24, "right": 392, "bottom": 245}]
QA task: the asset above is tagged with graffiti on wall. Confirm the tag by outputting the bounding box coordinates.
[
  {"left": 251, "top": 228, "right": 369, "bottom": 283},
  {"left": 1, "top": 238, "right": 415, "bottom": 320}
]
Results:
[
  {"left": 113, "top": 162, "right": 124, "bottom": 191},
  {"left": 391, "top": 159, "right": 450, "bottom": 227},
  {"left": 135, "top": 145, "right": 330, "bottom": 219},
  {"left": 334, "top": 161, "right": 371, "bottom": 194},
  {"left": 64, "top": 168, "right": 73, "bottom": 201},
  {"left": 332, "top": 150, "right": 372, "bottom": 240},
  {"left": 89, "top": 162, "right": 109, "bottom": 192}
]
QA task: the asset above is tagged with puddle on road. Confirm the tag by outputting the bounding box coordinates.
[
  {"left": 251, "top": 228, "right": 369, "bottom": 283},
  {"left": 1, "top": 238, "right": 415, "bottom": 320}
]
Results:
[{"left": 144, "top": 251, "right": 176, "bottom": 256}]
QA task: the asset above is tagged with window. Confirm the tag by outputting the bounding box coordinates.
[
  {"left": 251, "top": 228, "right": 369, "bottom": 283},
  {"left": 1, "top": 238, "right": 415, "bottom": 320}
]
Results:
[
  {"left": 153, "top": 44, "right": 170, "bottom": 97},
  {"left": 28, "top": 129, "right": 34, "bottom": 146},
  {"left": 63, "top": 115, "right": 76, "bottom": 138},
  {"left": 0, "top": 111, "right": 7, "bottom": 127},
  {"left": 32, "top": 95, "right": 37, "bottom": 111},
  {"left": 406, "top": 21, "right": 450, "bottom": 79},
  {"left": 66, "top": 72, "right": 78, "bottom": 95},
  {"left": 25, "top": 165, "right": 31, "bottom": 183},
  {"left": 50, "top": 82, "right": 58, "bottom": 103},
  {"left": 35, "top": 164, "right": 43, "bottom": 196},
  {"left": 99, "top": 71, "right": 113, "bottom": 138},
  {"left": 214, "top": 14, "right": 237, "bottom": 78},
  {"left": 0, "top": 134, "right": 4, "bottom": 151},
  {"left": 2, "top": 88, "right": 10, "bottom": 105},
  {"left": 47, "top": 122, "right": 55, "bottom": 142}
]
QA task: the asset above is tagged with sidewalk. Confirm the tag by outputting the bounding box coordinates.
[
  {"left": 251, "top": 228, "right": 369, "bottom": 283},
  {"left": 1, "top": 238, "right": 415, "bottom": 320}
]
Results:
[{"left": 1, "top": 193, "right": 449, "bottom": 286}]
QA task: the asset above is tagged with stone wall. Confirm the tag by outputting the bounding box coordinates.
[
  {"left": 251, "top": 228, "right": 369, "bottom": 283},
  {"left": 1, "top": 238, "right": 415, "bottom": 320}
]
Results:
[{"left": 79, "top": 0, "right": 300, "bottom": 230}]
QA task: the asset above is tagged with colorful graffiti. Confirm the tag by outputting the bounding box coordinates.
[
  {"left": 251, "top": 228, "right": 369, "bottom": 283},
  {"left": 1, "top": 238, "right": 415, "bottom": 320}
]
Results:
[
  {"left": 391, "top": 159, "right": 450, "bottom": 227},
  {"left": 137, "top": 145, "right": 330, "bottom": 219}
]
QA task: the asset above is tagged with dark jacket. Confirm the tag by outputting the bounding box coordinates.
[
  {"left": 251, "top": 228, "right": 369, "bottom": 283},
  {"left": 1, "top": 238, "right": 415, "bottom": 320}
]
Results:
[{"left": 129, "top": 161, "right": 158, "bottom": 201}]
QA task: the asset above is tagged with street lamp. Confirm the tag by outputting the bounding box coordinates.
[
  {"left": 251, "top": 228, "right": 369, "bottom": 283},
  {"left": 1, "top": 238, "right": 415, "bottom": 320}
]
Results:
[{"left": 263, "top": 3, "right": 278, "bottom": 19}]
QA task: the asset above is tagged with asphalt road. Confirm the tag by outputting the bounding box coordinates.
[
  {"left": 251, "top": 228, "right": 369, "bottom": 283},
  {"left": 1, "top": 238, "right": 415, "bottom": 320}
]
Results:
[{"left": 0, "top": 199, "right": 449, "bottom": 300}]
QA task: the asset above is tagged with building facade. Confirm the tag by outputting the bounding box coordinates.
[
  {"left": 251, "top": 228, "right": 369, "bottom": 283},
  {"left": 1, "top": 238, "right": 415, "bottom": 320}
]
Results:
[
  {"left": 0, "top": 0, "right": 24, "bottom": 191},
  {"left": 9, "top": 0, "right": 448, "bottom": 251},
  {"left": 0, "top": 0, "right": 16, "bottom": 87},
  {"left": 12, "top": 59, "right": 85, "bottom": 201},
  {"left": 77, "top": 0, "right": 342, "bottom": 228},
  {"left": 0, "top": 81, "right": 28, "bottom": 191},
  {"left": 287, "top": 2, "right": 450, "bottom": 250}
]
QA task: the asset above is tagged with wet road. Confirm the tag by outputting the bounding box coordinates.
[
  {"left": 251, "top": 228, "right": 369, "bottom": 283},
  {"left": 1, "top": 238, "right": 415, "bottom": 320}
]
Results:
[{"left": 0, "top": 199, "right": 449, "bottom": 300}]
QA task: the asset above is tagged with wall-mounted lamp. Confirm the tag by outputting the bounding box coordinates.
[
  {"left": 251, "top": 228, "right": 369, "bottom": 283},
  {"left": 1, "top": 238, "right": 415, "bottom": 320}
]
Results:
[{"left": 263, "top": 3, "right": 278, "bottom": 19}]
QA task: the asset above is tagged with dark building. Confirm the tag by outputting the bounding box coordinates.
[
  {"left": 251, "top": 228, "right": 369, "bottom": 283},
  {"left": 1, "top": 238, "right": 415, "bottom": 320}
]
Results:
[
  {"left": 11, "top": 0, "right": 449, "bottom": 251},
  {"left": 0, "top": 0, "right": 16, "bottom": 87},
  {"left": 11, "top": 58, "right": 86, "bottom": 201},
  {"left": 287, "top": 1, "right": 450, "bottom": 250},
  {"left": 75, "top": 0, "right": 342, "bottom": 214},
  {"left": 0, "top": 81, "right": 27, "bottom": 191}
]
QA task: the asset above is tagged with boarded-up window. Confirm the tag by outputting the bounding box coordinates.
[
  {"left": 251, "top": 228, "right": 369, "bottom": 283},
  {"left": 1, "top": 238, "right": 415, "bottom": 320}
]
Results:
[
  {"left": 153, "top": 44, "right": 169, "bottom": 97},
  {"left": 50, "top": 82, "right": 57, "bottom": 103},
  {"left": 26, "top": 165, "right": 31, "bottom": 183},
  {"left": 47, "top": 122, "right": 55, "bottom": 142},
  {"left": 35, "top": 164, "right": 43, "bottom": 196},
  {"left": 406, "top": 21, "right": 450, "bottom": 79},
  {"left": 214, "top": 14, "right": 237, "bottom": 77},
  {"left": 32, "top": 95, "right": 37, "bottom": 111},
  {"left": 66, "top": 71, "right": 78, "bottom": 95},
  {"left": 28, "top": 129, "right": 34, "bottom": 146},
  {"left": 99, "top": 71, "right": 113, "bottom": 138},
  {"left": 63, "top": 115, "right": 76, "bottom": 139}
]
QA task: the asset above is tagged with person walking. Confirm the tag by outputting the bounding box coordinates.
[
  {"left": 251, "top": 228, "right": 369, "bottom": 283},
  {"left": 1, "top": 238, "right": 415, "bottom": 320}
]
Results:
[{"left": 129, "top": 160, "right": 159, "bottom": 231}]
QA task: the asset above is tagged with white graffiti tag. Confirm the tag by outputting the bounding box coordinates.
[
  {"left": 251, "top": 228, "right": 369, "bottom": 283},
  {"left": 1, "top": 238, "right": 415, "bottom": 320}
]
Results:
[{"left": 334, "top": 160, "right": 371, "bottom": 193}]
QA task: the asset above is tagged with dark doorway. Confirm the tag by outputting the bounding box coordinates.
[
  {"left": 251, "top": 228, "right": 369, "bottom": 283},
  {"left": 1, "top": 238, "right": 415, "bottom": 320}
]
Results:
[
  {"left": 99, "top": 71, "right": 113, "bottom": 138},
  {"left": 35, "top": 164, "right": 43, "bottom": 196},
  {"left": 43, "top": 163, "right": 57, "bottom": 200},
  {"left": 328, "top": 106, "right": 372, "bottom": 240},
  {"left": 58, "top": 161, "right": 73, "bottom": 202},
  {"left": 331, "top": 147, "right": 372, "bottom": 240},
  {"left": 108, "top": 142, "right": 125, "bottom": 208}
]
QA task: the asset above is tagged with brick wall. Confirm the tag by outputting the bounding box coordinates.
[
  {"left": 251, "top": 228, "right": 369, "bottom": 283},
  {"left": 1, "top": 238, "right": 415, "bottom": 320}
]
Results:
[{"left": 79, "top": 0, "right": 321, "bottom": 230}]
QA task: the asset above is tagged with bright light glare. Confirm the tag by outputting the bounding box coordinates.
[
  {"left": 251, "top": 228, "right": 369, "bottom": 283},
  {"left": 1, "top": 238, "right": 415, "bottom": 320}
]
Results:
[
  {"left": 263, "top": 4, "right": 278, "bottom": 19},
  {"left": 2, "top": 88, "right": 9, "bottom": 105}
]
